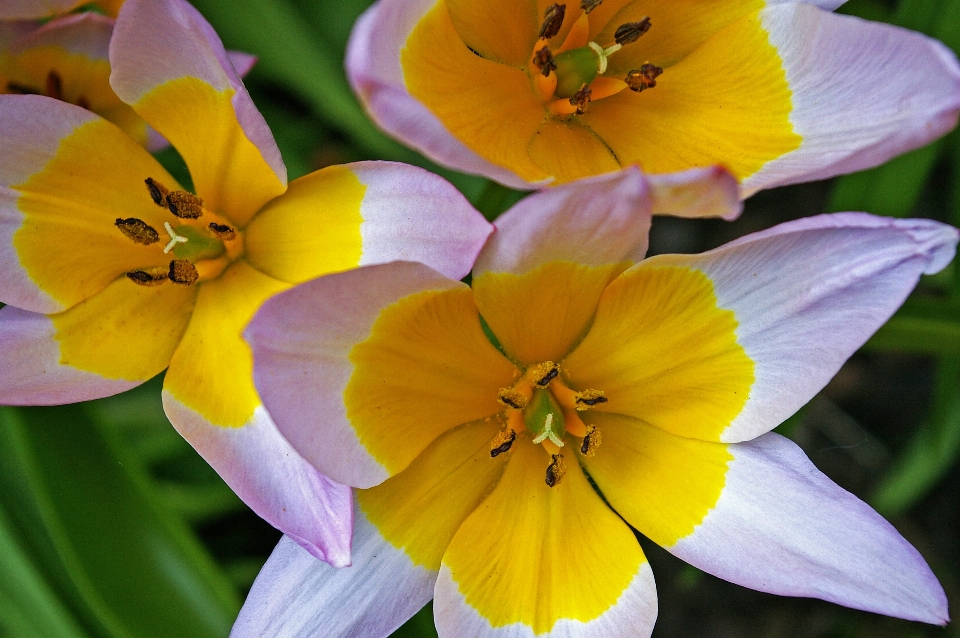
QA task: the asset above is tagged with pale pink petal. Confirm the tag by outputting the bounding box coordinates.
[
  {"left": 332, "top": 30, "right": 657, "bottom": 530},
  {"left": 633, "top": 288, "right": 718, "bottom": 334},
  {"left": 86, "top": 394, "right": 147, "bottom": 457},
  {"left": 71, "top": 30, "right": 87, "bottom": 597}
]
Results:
[
  {"left": 110, "top": 0, "right": 285, "bottom": 187},
  {"left": 230, "top": 508, "right": 435, "bottom": 638},
  {"left": 644, "top": 213, "right": 958, "bottom": 443},
  {"left": 743, "top": 4, "right": 960, "bottom": 195},
  {"left": 162, "top": 393, "right": 353, "bottom": 566},
  {"left": 345, "top": 0, "right": 541, "bottom": 190},
  {"left": 647, "top": 166, "right": 742, "bottom": 220},
  {"left": 246, "top": 261, "right": 463, "bottom": 489},
  {"left": 226, "top": 50, "right": 257, "bottom": 77},
  {"left": 473, "top": 167, "right": 652, "bottom": 278},
  {"left": 0, "top": 95, "right": 101, "bottom": 314},
  {"left": 349, "top": 161, "right": 492, "bottom": 280},
  {"left": 670, "top": 433, "right": 948, "bottom": 624},
  {"left": 0, "top": 305, "right": 138, "bottom": 404},
  {"left": 0, "top": 19, "right": 40, "bottom": 49}
]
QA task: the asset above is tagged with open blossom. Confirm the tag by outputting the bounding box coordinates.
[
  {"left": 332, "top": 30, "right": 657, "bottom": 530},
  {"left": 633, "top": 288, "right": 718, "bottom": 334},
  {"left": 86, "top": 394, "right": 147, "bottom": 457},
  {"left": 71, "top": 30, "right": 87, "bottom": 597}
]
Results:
[
  {"left": 0, "top": 0, "right": 493, "bottom": 567},
  {"left": 348, "top": 0, "right": 960, "bottom": 195},
  {"left": 240, "top": 167, "right": 957, "bottom": 637}
]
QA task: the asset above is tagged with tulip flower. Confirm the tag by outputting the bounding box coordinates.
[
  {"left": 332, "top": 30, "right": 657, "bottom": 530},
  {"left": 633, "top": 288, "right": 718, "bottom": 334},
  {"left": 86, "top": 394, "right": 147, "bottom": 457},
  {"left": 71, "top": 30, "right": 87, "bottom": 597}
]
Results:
[
  {"left": 240, "top": 167, "right": 957, "bottom": 637},
  {"left": 348, "top": 0, "right": 960, "bottom": 196},
  {"left": 0, "top": 0, "right": 493, "bottom": 566}
]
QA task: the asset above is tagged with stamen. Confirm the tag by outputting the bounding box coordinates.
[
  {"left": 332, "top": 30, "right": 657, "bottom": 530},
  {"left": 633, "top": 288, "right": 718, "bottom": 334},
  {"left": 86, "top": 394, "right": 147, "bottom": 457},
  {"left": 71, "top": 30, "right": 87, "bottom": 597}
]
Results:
[
  {"left": 539, "top": 3, "right": 566, "bottom": 40},
  {"left": 45, "top": 70, "right": 63, "bottom": 101},
  {"left": 168, "top": 259, "right": 199, "bottom": 285},
  {"left": 490, "top": 429, "right": 517, "bottom": 458},
  {"left": 533, "top": 45, "right": 557, "bottom": 77},
  {"left": 145, "top": 177, "right": 170, "bottom": 207},
  {"left": 208, "top": 222, "right": 237, "bottom": 241},
  {"left": 569, "top": 84, "right": 592, "bottom": 115},
  {"left": 166, "top": 191, "right": 204, "bottom": 219},
  {"left": 626, "top": 64, "right": 663, "bottom": 92},
  {"left": 529, "top": 361, "right": 560, "bottom": 387},
  {"left": 614, "top": 18, "right": 651, "bottom": 46},
  {"left": 498, "top": 388, "right": 529, "bottom": 410},
  {"left": 575, "top": 389, "right": 607, "bottom": 410},
  {"left": 580, "top": 424, "right": 601, "bottom": 457},
  {"left": 545, "top": 453, "right": 566, "bottom": 487},
  {"left": 75, "top": 95, "right": 90, "bottom": 110},
  {"left": 126, "top": 269, "right": 168, "bottom": 286},
  {"left": 580, "top": 0, "right": 602, "bottom": 13},
  {"left": 115, "top": 218, "right": 160, "bottom": 245}
]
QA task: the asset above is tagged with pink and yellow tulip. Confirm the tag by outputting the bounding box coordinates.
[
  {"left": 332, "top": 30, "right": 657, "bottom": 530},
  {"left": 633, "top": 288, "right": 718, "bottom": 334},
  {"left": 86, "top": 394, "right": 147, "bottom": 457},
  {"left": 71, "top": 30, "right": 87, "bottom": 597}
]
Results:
[
  {"left": 241, "top": 167, "right": 958, "bottom": 637},
  {"left": 0, "top": 0, "right": 493, "bottom": 566},
  {"left": 348, "top": 0, "right": 960, "bottom": 195}
]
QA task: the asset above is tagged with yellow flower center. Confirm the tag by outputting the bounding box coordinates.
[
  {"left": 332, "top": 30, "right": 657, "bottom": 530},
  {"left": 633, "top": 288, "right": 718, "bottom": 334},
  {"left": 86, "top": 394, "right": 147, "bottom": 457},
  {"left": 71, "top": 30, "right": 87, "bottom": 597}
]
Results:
[
  {"left": 530, "top": 2, "right": 663, "bottom": 116},
  {"left": 491, "top": 360, "right": 607, "bottom": 487},
  {"left": 115, "top": 177, "right": 244, "bottom": 287}
]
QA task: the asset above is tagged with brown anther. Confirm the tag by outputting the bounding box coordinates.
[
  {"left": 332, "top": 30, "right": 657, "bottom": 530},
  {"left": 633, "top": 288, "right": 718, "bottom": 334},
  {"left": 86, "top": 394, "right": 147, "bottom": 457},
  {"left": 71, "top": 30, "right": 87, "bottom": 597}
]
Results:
[
  {"left": 145, "top": 178, "right": 170, "bottom": 207},
  {"left": 580, "top": 0, "right": 603, "bottom": 13},
  {"left": 126, "top": 269, "right": 168, "bottom": 286},
  {"left": 166, "top": 191, "right": 204, "bottom": 219},
  {"left": 533, "top": 46, "right": 557, "bottom": 78},
  {"left": 626, "top": 64, "right": 663, "bottom": 92},
  {"left": 168, "top": 259, "right": 199, "bottom": 285},
  {"left": 45, "top": 70, "right": 63, "bottom": 101},
  {"left": 208, "top": 222, "right": 237, "bottom": 241},
  {"left": 569, "top": 84, "right": 592, "bottom": 115},
  {"left": 545, "top": 453, "right": 566, "bottom": 487},
  {"left": 539, "top": 3, "right": 566, "bottom": 40},
  {"left": 575, "top": 389, "right": 607, "bottom": 410},
  {"left": 75, "top": 95, "right": 90, "bottom": 110},
  {"left": 580, "top": 424, "right": 601, "bottom": 457},
  {"left": 614, "top": 18, "right": 651, "bottom": 46},
  {"left": 115, "top": 218, "right": 160, "bottom": 245},
  {"left": 531, "top": 362, "right": 560, "bottom": 387},
  {"left": 498, "top": 388, "right": 528, "bottom": 410},
  {"left": 490, "top": 429, "right": 517, "bottom": 458}
]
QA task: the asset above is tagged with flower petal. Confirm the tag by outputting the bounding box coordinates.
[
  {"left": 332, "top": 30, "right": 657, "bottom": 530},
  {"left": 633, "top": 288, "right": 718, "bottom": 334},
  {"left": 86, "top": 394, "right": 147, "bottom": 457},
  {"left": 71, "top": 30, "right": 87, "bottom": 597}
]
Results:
[
  {"left": 582, "top": 8, "right": 801, "bottom": 184},
  {"left": 163, "top": 260, "right": 288, "bottom": 429},
  {"left": 230, "top": 510, "right": 435, "bottom": 638},
  {"left": 582, "top": 421, "right": 946, "bottom": 623},
  {"left": 474, "top": 167, "right": 652, "bottom": 278},
  {"left": 646, "top": 166, "right": 742, "bottom": 220},
  {"left": 0, "top": 96, "right": 180, "bottom": 314},
  {"left": 110, "top": 0, "right": 286, "bottom": 224},
  {"left": 163, "top": 395, "right": 353, "bottom": 566},
  {"left": 677, "top": 434, "right": 946, "bottom": 623},
  {"left": 659, "top": 213, "right": 957, "bottom": 442},
  {"left": 741, "top": 3, "right": 960, "bottom": 195},
  {"left": 245, "top": 161, "right": 491, "bottom": 285},
  {"left": 247, "top": 261, "right": 516, "bottom": 489},
  {"left": 0, "top": 275, "right": 195, "bottom": 404},
  {"left": 470, "top": 168, "right": 653, "bottom": 365},
  {"left": 346, "top": 0, "right": 548, "bottom": 190},
  {"left": 435, "top": 435, "right": 656, "bottom": 637},
  {"left": 0, "top": 305, "right": 136, "bottom": 404},
  {"left": 358, "top": 418, "right": 507, "bottom": 571},
  {"left": 561, "top": 259, "right": 755, "bottom": 442},
  {"left": 444, "top": 0, "right": 537, "bottom": 67}
]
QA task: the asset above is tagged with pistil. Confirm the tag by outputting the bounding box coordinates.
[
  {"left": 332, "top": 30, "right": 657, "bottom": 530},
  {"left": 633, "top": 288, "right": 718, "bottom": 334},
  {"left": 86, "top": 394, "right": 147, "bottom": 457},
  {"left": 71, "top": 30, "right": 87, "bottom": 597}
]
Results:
[{"left": 163, "top": 222, "right": 189, "bottom": 254}]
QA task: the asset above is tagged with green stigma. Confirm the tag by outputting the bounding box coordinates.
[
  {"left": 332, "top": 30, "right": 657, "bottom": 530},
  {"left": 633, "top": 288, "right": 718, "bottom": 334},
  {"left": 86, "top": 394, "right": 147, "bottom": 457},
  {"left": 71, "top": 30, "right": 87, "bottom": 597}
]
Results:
[{"left": 552, "top": 46, "right": 601, "bottom": 98}]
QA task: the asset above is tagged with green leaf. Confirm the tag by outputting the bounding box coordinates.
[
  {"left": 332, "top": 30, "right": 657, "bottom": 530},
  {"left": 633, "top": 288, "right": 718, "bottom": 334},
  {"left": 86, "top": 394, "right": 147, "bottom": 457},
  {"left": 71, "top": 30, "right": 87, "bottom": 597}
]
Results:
[
  {"left": 0, "top": 507, "right": 88, "bottom": 638},
  {"left": 0, "top": 405, "right": 240, "bottom": 638},
  {"left": 871, "top": 357, "right": 960, "bottom": 515},
  {"left": 389, "top": 602, "right": 439, "bottom": 638}
]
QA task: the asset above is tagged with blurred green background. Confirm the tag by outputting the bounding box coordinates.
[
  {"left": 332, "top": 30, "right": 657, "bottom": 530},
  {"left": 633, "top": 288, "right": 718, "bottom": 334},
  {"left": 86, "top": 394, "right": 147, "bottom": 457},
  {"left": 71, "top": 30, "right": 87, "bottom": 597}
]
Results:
[{"left": 2, "top": 0, "right": 960, "bottom": 636}]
